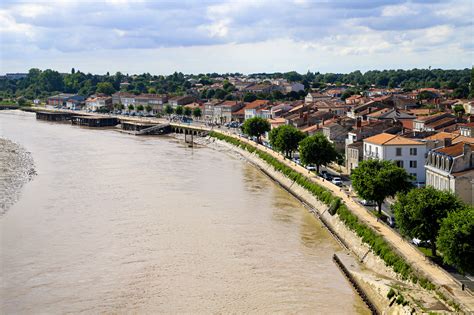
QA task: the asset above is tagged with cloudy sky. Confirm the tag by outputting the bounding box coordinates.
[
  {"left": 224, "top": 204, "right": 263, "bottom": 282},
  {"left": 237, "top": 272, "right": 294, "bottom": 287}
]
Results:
[{"left": 0, "top": 0, "right": 472, "bottom": 75}]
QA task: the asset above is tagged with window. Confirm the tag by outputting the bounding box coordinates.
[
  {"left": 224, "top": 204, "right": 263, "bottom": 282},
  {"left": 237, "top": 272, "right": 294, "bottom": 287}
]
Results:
[
  {"left": 396, "top": 147, "right": 402, "bottom": 156},
  {"left": 395, "top": 160, "right": 404, "bottom": 167},
  {"left": 375, "top": 147, "right": 379, "bottom": 157},
  {"left": 410, "top": 160, "right": 417, "bottom": 168},
  {"left": 410, "top": 148, "right": 417, "bottom": 156}
]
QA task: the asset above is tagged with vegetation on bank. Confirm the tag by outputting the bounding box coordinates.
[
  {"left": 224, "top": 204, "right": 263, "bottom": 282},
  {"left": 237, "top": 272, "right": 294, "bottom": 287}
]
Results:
[{"left": 209, "top": 131, "right": 434, "bottom": 289}]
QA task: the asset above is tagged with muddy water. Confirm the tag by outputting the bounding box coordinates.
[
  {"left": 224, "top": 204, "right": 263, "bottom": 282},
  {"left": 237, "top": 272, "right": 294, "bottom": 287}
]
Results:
[{"left": 0, "top": 110, "right": 368, "bottom": 314}]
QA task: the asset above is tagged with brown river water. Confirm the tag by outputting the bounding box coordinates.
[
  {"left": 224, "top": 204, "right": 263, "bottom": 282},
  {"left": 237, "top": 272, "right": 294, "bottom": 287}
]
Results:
[{"left": 0, "top": 110, "right": 368, "bottom": 314}]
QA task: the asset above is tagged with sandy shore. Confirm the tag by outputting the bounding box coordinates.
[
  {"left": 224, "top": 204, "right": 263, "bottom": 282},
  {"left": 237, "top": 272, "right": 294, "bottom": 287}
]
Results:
[{"left": 0, "top": 137, "right": 36, "bottom": 216}]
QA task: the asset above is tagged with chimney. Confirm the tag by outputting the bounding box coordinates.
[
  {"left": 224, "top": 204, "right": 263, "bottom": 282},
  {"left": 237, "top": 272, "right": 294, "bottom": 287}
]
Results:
[
  {"left": 444, "top": 137, "right": 452, "bottom": 147},
  {"left": 463, "top": 143, "right": 472, "bottom": 158}
]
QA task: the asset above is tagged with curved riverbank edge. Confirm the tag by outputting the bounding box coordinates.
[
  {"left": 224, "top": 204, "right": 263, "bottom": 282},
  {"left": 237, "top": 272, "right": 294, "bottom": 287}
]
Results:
[
  {"left": 0, "top": 137, "right": 36, "bottom": 216},
  {"left": 208, "top": 132, "right": 467, "bottom": 314}
]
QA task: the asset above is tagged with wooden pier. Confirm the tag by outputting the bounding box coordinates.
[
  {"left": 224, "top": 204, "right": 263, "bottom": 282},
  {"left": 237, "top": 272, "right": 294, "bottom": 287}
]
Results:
[
  {"left": 36, "top": 111, "right": 74, "bottom": 121},
  {"left": 71, "top": 116, "right": 118, "bottom": 127}
]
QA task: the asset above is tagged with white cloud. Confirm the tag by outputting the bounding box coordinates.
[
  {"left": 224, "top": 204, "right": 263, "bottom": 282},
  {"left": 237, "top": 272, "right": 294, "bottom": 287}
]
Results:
[{"left": 0, "top": 0, "right": 472, "bottom": 73}]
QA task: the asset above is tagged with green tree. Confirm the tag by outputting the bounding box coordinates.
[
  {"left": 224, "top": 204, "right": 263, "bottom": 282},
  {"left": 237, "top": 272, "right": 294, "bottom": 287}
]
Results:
[
  {"left": 183, "top": 107, "right": 192, "bottom": 116},
  {"left": 175, "top": 105, "right": 184, "bottom": 116},
  {"left": 453, "top": 104, "right": 465, "bottom": 116},
  {"left": 164, "top": 104, "right": 173, "bottom": 116},
  {"left": 242, "top": 117, "right": 270, "bottom": 143},
  {"left": 243, "top": 93, "right": 257, "bottom": 102},
  {"left": 145, "top": 105, "right": 152, "bottom": 112},
  {"left": 17, "top": 97, "right": 28, "bottom": 107},
  {"left": 128, "top": 104, "right": 134, "bottom": 111},
  {"left": 437, "top": 207, "right": 474, "bottom": 274},
  {"left": 269, "top": 125, "right": 306, "bottom": 158},
  {"left": 393, "top": 187, "right": 464, "bottom": 256},
  {"left": 192, "top": 107, "right": 202, "bottom": 118},
  {"left": 298, "top": 133, "right": 337, "bottom": 173},
  {"left": 352, "top": 160, "right": 412, "bottom": 214},
  {"left": 136, "top": 104, "right": 144, "bottom": 111},
  {"left": 96, "top": 82, "right": 116, "bottom": 95},
  {"left": 148, "top": 87, "right": 157, "bottom": 94}
]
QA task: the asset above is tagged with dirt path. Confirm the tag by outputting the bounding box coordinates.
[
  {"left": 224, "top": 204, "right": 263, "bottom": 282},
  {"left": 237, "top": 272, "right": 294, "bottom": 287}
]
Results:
[{"left": 219, "top": 131, "right": 474, "bottom": 312}]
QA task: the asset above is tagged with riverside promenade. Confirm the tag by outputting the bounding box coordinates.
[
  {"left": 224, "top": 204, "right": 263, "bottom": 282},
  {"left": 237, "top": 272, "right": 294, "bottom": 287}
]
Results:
[{"left": 215, "top": 130, "right": 474, "bottom": 313}]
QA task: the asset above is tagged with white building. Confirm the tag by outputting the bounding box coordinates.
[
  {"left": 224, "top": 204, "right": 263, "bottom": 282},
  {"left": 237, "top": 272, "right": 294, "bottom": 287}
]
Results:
[
  {"left": 425, "top": 141, "right": 474, "bottom": 205},
  {"left": 363, "top": 133, "right": 427, "bottom": 184}
]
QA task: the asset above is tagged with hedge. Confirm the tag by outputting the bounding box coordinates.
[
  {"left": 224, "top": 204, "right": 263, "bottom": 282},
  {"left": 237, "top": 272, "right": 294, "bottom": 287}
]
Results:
[{"left": 210, "top": 131, "right": 434, "bottom": 289}]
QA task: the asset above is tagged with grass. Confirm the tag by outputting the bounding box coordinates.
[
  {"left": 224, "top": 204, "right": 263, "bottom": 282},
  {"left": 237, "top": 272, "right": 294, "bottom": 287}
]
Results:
[{"left": 210, "top": 131, "right": 436, "bottom": 290}]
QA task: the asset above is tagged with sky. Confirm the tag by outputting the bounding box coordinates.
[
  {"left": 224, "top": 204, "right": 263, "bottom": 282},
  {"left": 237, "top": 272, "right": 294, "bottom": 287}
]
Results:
[{"left": 0, "top": 0, "right": 472, "bottom": 75}]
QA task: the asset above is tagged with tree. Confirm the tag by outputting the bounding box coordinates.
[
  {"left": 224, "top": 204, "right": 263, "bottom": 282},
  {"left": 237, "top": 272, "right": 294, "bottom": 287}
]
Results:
[
  {"left": 393, "top": 187, "right": 464, "bottom": 256},
  {"left": 96, "top": 82, "right": 116, "bottom": 95},
  {"left": 175, "top": 105, "right": 184, "bottom": 116},
  {"left": 351, "top": 159, "right": 412, "bottom": 214},
  {"left": 242, "top": 117, "right": 270, "bottom": 143},
  {"left": 136, "top": 105, "right": 144, "bottom": 111},
  {"left": 243, "top": 93, "right": 257, "bottom": 102},
  {"left": 437, "top": 207, "right": 474, "bottom": 274},
  {"left": 145, "top": 105, "right": 152, "bottom": 112},
  {"left": 298, "top": 133, "right": 337, "bottom": 173},
  {"left": 193, "top": 107, "right": 202, "bottom": 118},
  {"left": 148, "top": 87, "right": 156, "bottom": 94},
  {"left": 128, "top": 104, "right": 134, "bottom": 111},
  {"left": 164, "top": 104, "right": 173, "bottom": 116},
  {"left": 269, "top": 125, "right": 306, "bottom": 158},
  {"left": 17, "top": 97, "right": 28, "bottom": 107},
  {"left": 453, "top": 104, "right": 465, "bottom": 116},
  {"left": 183, "top": 107, "right": 192, "bottom": 116}
]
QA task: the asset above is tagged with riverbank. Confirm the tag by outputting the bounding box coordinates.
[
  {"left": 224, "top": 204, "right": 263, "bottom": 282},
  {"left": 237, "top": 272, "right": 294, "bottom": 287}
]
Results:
[
  {"left": 0, "top": 137, "right": 36, "bottom": 216},
  {"left": 205, "top": 133, "right": 464, "bottom": 314}
]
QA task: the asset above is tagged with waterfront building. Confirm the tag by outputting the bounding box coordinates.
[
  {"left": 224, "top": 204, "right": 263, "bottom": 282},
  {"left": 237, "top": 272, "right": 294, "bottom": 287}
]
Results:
[
  {"left": 425, "top": 140, "right": 474, "bottom": 205},
  {"left": 363, "top": 133, "right": 427, "bottom": 184}
]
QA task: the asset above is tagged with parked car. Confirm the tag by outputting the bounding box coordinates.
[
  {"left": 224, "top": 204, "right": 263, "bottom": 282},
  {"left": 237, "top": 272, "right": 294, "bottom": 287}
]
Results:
[
  {"left": 320, "top": 170, "right": 333, "bottom": 180},
  {"left": 331, "top": 177, "right": 343, "bottom": 186},
  {"left": 360, "top": 199, "right": 376, "bottom": 206},
  {"left": 306, "top": 165, "right": 317, "bottom": 171},
  {"left": 387, "top": 216, "right": 396, "bottom": 227}
]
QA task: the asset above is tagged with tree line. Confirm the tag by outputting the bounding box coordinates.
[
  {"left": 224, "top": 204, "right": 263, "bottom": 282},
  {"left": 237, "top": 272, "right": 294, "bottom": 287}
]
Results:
[{"left": 1, "top": 67, "right": 472, "bottom": 102}]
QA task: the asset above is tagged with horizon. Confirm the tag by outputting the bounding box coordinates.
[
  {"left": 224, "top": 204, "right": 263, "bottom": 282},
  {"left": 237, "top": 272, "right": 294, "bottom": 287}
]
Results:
[
  {"left": 3, "top": 66, "right": 472, "bottom": 77},
  {"left": 1, "top": 0, "right": 473, "bottom": 74}
]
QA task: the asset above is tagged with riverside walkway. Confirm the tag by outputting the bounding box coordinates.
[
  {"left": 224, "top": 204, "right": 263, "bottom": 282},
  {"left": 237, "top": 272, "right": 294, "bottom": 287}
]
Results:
[{"left": 215, "top": 130, "right": 474, "bottom": 313}]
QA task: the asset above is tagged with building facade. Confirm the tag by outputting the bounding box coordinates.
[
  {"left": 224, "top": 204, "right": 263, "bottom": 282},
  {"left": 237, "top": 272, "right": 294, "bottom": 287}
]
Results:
[
  {"left": 425, "top": 141, "right": 474, "bottom": 205},
  {"left": 363, "top": 133, "right": 427, "bottom": 183}
]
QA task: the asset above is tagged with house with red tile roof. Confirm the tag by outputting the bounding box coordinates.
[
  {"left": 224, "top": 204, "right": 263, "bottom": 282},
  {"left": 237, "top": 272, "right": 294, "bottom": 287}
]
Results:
[{"left": 363, "top": 133, "right": 427, "bottom": 183}]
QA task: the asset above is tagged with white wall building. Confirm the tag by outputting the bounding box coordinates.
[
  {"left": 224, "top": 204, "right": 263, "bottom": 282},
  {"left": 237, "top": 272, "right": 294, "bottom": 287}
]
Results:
[{"left": 363, "top": 133, "right": 427, "bottom": 183}]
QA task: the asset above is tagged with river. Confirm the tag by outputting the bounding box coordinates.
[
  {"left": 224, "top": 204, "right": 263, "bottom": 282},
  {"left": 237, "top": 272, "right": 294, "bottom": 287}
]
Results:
[{"left": 0, "top": 110, "right": 368, "bottom": 314}]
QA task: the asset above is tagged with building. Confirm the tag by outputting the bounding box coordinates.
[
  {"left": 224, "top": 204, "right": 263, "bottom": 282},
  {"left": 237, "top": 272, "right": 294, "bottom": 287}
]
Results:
[
  {"left": 169, "top": 95, "right": 194, "bottom": 107},
  {"left": 47, "top": 93, "right": 85, "bottom": 107},
  {"left": 112, "top": 92, "right": 168, "bottom": 113},
  {"left": 243, "top": 100, "right": 271, "bottom": 120},
  {"left": 305, "top": 92, "right": 330, "bottom": 104},
  {"left": 412, "top": 112, "right": 456, "bottom": 132},
  {"left": 215, "top": 101, "right": 244, "bottom": 124},
  {"left": 363, "top": 133, "right": 427, "bottom": 183},
  {"left": 85, "top": 96, "right": 112, "bottom": 111},
  {"left": 459, "top": 122, "right": 474, "bottom": 137},
  {"left": 5, "top": 73, "right": 28, "bottom": 80},
  {"left": 425, "top": 141, "right": 474, "bottom": 205}
]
